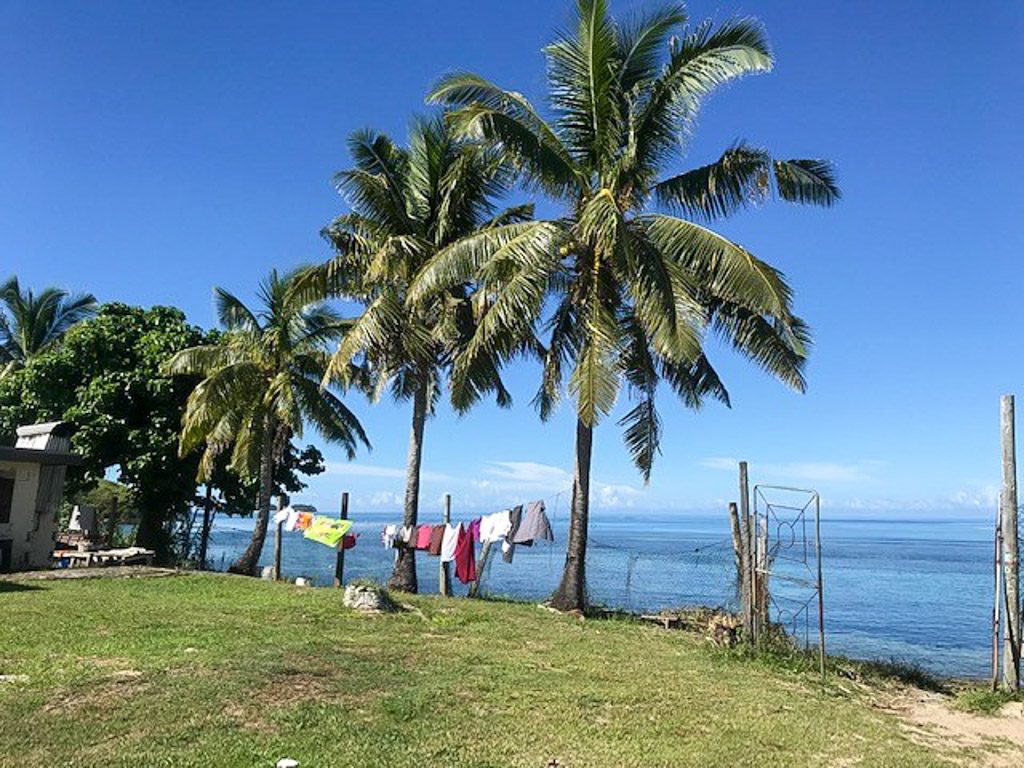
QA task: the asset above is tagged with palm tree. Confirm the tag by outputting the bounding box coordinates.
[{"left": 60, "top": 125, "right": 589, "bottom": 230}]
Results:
[
  {"left": 164, "top": 268, "right": 370, "bottom": 576},
  {"left": 417, "top": 0, "right": 840, "bottom": 610},
  {"left": 0, "top": 276, "right": 97, "bottom": 375},
  {"left": 300, "top": 117, "right": 527, "bottom": 593}
]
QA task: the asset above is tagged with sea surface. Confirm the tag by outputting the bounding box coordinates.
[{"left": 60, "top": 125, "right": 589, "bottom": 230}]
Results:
[{"left": 204, "top": 508, "right": 997, "bottom": 679}]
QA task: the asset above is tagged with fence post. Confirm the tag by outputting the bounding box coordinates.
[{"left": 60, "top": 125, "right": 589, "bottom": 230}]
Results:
[
  {"left": 739, "top": 461, "right": 753, "bottom": 643},
  {"left": 727, "top": 501, "right": 750, "bottom": 636},
  {"left": 272, "top": 494, "right": 286, "bottom": 581},
  {"left": 469, "top": 542, "right": 493, "bottom": 598},
  {"left": 1000, "top": 394, "right": 1020, "bottom": 690},
  {"left": 440, "top": 494, "right": 452, "bottom": 596},
  {"left": 993, "top": 508, "right": 1004, "bottom": 690},
  {"left": 334, "top": 492, "right": 349, "bottom": 588}
]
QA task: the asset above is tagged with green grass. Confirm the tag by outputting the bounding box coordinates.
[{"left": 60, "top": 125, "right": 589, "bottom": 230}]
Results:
[
  {"left": 0, "top": 574, "right": 958, "bottom": 767},
  {"left": 953, "top": 687, "right": 1021, "bottom": 716}
]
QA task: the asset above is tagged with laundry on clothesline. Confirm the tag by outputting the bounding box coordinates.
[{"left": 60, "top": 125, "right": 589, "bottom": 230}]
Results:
[
  {"left": 303, "top": 516, "right": 353, "bottom": 548},
  {"left": 376, "top": 499, "right": 553, "bottom": 578}
]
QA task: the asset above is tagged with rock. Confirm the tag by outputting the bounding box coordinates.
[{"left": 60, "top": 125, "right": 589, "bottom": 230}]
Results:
[
  {"left": 276, "top": 759, "right": 299, "bottom": 768},
  {"left": 260, "top": 566, "right": 275, "bottom": 581},
  {"left": 343, "top": 583, "right": 398, "bottom": 613},
  {"left": 294, "top": 577, "right": 311, "bottom": 587},
  {"left": 708, "top": 613, "right": 741, "bottom": 648}
]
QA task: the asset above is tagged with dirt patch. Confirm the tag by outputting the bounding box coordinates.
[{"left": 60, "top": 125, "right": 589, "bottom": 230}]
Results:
[
  {"left": 0, "top": 566, "right": 179, "bottom": 582},
  {"left": 881, "top": 690, "right": 1024, "bottom": 767},
  {"left": 44, "top": 675, "right": 149, "bottom": 715},
  {"left": 223, "top": 671, "right": 340, "bottom": 732}
]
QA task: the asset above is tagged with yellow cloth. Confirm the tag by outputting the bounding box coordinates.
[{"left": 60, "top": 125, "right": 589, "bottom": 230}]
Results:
[{"left": 302, "top": 516, "right": 353, "bottom": 548}]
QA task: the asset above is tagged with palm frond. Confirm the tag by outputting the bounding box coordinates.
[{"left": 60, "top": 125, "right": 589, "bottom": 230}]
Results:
[{"left": 773, "top": 158, "right": 841, "bottom": 206}]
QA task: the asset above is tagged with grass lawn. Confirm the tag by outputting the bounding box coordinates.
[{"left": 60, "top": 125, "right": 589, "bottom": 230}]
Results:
[{"left": 0, "top": 573, "right": 957, "bottom": 767}]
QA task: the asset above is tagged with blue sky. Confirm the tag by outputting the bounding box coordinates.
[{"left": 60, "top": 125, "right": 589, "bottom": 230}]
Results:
[{"left": 3, "top": 1, "right": 1022, "bottom": 517}]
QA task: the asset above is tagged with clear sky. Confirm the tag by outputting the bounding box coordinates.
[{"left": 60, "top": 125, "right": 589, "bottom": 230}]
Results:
[{"left": 3, "top": 1, "right": 1022, "bottom": 518}]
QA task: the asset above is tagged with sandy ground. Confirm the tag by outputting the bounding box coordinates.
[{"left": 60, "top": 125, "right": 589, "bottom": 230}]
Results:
[
  {"left": 882, "top": 690, "right": 1024, "bottom": 767},
  {"left": 0, "top": 565, "right": 178, "bottom": 581}
]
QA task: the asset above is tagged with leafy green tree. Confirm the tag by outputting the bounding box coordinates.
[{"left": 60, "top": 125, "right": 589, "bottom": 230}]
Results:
[
  {"left": 0, "top": 303, "right": 206, "bottom": 556},
  {"left": 302, "top": 117, "right": 527, "bottom": 592},
  {"left": 164, "top": 268, "right": 370, "bottom": 576},
  {"left": 0, "top": 276, "right": 97, "bottom": 376},
  {"left": 420, "top": 0, "right": 840, "bottom": 610}
]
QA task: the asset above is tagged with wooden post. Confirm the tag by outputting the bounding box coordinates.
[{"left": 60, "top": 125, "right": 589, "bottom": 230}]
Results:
[
  {"left": 106, "top": 496, "right": 119, "bottom": 547},
  {"left": 334, "top": 492, "right": 349, "bottom": 588},
  {"left": 272, "top": 494, "right": 286, "bottom": 581},
  {"left": 440, "top": 494, "right": 452, "bottom": 596},
  {"left": 739, "top": 461, "right": 754, "bottom": 642},
  {"left": 469, "top": 541, "right": 493, "bottom": 598},
  {"left": 198, "top": 484, "right": 214, "bottom": 571},
  {"left": 728, "top": 501, "right": 750, "bottom": 631},
  {"left": 993, "top": 508, "right": 1004, "bottom": 691},
  {"left": 1000, "top": 395, "right": 1020, "bottom": 690}
]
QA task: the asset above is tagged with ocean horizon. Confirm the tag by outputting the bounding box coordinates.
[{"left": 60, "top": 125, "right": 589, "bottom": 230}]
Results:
[{"left": 203, "top": 505, "right": 999, "bottom": 680}]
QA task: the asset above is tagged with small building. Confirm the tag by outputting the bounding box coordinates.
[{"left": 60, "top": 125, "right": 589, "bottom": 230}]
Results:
[{"left": 0, "top": 422, "right": 83, "bottom": 572}]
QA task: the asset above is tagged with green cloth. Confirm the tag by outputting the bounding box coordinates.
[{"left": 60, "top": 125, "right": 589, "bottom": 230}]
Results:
[{"left": 302, "top": 516, "right": 353, "bottom": 548}]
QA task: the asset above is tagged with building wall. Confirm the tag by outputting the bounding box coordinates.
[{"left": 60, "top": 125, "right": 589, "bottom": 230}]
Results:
[{"left": 0, "top": 460, "right": 46, "bottom": 570}]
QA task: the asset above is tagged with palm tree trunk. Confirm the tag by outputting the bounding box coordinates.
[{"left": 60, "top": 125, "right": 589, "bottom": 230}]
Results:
[
  {"left": 228, "top": 425, "right": 276, "bottom": 576},
  {"left": 550, "top": 416, "right": 593, "bottom": 612},
  {"left": 389, "top": 380, "right": 428, "bottom": 593}
]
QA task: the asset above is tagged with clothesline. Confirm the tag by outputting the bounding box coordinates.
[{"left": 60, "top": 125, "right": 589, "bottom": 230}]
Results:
[{"left": 380, "top": 499, "right": 556, "bottom": 586}]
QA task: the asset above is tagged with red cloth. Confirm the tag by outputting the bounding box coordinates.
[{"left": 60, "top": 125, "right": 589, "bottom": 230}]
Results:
[
  {"left": 341, "top": 533, "right": 357, "bottom": 550},
  {"left": 427, "top": 524, "right": 445, "bottom": 556},
  {"left": 454, "top": 523, "right": 476, "bottom": 584},
  {"left": 415, "top": 524, "right": 433, "bottom": 550}
]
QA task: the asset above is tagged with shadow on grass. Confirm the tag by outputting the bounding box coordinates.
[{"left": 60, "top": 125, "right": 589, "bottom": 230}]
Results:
[{"left": 0, "top": 581, "right": 43, "bottom": 593}]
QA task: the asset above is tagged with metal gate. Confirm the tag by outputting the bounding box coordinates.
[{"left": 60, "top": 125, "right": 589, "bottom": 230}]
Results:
[{"left": 752, "top": 485, "right": 825, "bottom": 673}]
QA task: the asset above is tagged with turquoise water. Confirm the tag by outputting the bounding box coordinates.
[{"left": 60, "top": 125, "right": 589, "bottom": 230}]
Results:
[{"left": 204, "top": 510, "right": 996, "bottom": 679}]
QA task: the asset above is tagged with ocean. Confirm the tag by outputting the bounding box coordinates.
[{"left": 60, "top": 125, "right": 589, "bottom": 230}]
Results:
[{"left": 203, "top": 508, "right": 998, "bottom": 679}]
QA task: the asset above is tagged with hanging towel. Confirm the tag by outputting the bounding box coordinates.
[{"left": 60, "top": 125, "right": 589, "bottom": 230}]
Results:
[
  {"left": 415, "top": 524, "right": 433, "bottom": 550},
  {"left": 513, "top": 500, "right": 555, "bottom": 545},
  {"left": 293, "top": 511, "right": 314, "bottom": 531},
  {"left": 428, "top": 524, "right": 445, "bottom": 556},
  {"left": 454, "top": 524, "right": 477, "bottom": 584},
  {"left": 468, "top": 517, "right": 482, "bottom": 543},
  {"left": 382, "top": 524, "right": 398, "bottom": 548},
  {"left": 272, "top": 506, "right": 292, "bottom": 525},
  {"left": 399, "top": 525, "right": 416, "bottom": 548},
  {"left": 479, "top": 510, "right": 511, "bottom": 544},
  {"left": 502, "top": 505, "right": 524, "bottom": 563},
  {"left": 303, "top": 517, "right": 353, "bottom": 548},
  {"left": 440, "top": 523, "right": 460, "bottom": 563},
  {"left": 341, "top": 533, "right": 357, "bottom": 550}
]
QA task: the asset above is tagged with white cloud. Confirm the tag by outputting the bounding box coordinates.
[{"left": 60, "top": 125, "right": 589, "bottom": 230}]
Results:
[{"left": 325, "top": 462, "right": 452, "bottom": 484}]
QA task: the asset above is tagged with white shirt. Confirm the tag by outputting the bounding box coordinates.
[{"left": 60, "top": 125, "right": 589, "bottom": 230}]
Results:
[
  {"left": 479, "top": 510, "right": 511, "bottom": 544},
  {"left": 440, "top": 523, "right": 461, "bottom": 563}
]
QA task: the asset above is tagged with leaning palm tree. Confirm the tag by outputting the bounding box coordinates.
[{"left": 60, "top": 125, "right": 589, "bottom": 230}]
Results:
[
  {"left": 0, "top": 276, "right": 97, "bottom": 375},
  {"left": 164, "top": 268, "right": 370, "bottom": 576},
  {"left": 299, "top": 117, "right": 527, "bottom": 593},
  {"left": 417, "top": 0, "right": 840, "bottom": 610}
]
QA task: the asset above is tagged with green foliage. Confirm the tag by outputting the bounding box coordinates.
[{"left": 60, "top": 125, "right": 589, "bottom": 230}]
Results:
[
  {"left": 0, "top": 275, "right": 97, "bottom": 375},
  {"left": 954, "top": 687, "right": 1021, "bottom": 716},
  {"left": 209, "top": 442, "right": 326, "bottom": 517},
  {"left": 425, "top": 0, "right": 840, "bottom": 483},
  {"left": 0, "top": 303, "right": 206, "bottom": 556},
  {"left": 165, "top": 268, "right": 369, "bottom": 484}
]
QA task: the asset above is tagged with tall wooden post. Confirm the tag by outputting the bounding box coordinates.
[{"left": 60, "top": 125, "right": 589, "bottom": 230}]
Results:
[
  {"left": 992, "top": 508, "right": 1004, "bottom": 691},
  {"left": 1000, "top": 395, "right": 1020, "bottom": 689},
  {"left": 334, "top": 492, "right": 349, "bottom": 588},
  {"left": 198, "top": 484, "right": 214, "bottom": 571},
  {"left": 272, "top": 494, "right": 286, "bottom": 581},
  {"left": 739, "top": 461, "right": 754, "bottom": 642},
  {"left": 440, "top": 494, "right": 452, "bottom": 596},
  {"left": 728, "top": 501, "right": 750, "bottom": 633},
  {"left": 469, "top": 542, "right": 493, "bottom": 598}
]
